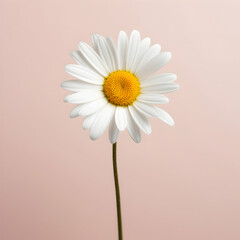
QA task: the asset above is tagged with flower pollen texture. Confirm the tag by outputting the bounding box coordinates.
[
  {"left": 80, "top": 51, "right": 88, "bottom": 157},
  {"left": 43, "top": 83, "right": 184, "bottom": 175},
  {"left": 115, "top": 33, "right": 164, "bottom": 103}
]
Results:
[{"left": 103, "top": 70, "right": 140, "bottom": 106}]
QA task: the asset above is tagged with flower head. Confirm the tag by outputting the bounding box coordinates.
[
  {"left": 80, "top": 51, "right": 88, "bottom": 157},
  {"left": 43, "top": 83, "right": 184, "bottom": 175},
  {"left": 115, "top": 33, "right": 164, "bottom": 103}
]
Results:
[{"left": 62, "top": 30, "right": 179, "bottom": 143}]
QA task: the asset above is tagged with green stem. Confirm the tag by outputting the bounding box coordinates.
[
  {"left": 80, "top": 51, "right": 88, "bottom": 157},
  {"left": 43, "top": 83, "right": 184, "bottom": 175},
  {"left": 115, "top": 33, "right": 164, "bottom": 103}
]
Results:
[{"left": 112, "top": 142, "right": 123, "bottom": 240}]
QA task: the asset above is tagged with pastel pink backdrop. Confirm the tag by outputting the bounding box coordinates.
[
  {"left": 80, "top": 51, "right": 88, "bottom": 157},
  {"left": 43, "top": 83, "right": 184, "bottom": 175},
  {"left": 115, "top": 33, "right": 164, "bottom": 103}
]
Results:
[{"left": 1, "top": 0, "right": 240, "bottom": 239}]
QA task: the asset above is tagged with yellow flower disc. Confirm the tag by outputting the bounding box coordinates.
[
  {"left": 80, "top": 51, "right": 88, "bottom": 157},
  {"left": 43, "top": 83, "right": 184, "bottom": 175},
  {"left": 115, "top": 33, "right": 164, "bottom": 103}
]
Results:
[{"left": 103, "top": 70, "right": 141, "bottom": 106}]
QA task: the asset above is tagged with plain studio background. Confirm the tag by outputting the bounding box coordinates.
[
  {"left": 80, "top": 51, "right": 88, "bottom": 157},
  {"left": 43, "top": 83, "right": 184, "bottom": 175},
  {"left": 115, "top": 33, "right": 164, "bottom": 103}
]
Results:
[{"left": 1, "top": 0, "right": 240, "bottom": 239}]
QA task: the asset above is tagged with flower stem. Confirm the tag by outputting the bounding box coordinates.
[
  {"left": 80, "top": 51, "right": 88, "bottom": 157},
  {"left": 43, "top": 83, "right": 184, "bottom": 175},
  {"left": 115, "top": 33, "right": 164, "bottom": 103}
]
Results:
[{"left": 112, "top": 142, "right": 123, "bottom": 240}]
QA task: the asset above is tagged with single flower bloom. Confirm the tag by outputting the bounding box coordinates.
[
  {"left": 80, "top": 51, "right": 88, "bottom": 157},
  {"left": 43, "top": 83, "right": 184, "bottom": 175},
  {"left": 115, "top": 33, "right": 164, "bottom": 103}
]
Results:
[{"left": 62, "top": 30, "right": 179, "bottom": 143}]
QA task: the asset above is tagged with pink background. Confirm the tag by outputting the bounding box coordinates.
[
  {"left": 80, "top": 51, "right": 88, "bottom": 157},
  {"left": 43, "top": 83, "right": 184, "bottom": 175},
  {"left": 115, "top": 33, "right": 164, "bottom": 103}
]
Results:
[{"left": 1, "top": 0, "right": 240, "bottom": 239}]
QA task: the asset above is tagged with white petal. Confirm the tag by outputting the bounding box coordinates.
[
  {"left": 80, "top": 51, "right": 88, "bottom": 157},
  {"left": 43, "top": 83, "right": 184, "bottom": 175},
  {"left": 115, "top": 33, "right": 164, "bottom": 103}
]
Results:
[
  {"left": 126, "top": 30, "right": 140, "bottom": 71},
  {"left": 117, "top": 31, "right": 128, "bottom": 70},
  {"left": 70, "top": 98, "right": 107, "bottom": 117},
  {"left": 115, "top": 107, "right": 127, "bottom": 131},
  {"left": 133, "top": 103, "right": 175, "bottom": 126},
  {"left": 134, "top": 102, "right": 174, "bottom": 126},
  {"left": 109, "top": 118, "right": 120, "bottom": 144},
  {"left": 136, "top": 52, "right": 172, "bottom": 79},
  {"left": 137, "top": 93, "right": 169, "bottom": 104},
  {"left": 65, "top": 64, "right": 103, "bottom": 85},
  {"left": 131, "top": 37, "right": 151, "bottom": 73},
  {"left": 70, "top": 51, "right": 89, "bottom": 67},
  {"left": 141, "top": 73, "right": 177, "bottom": 86},
  {"left": 155, "top": 107, "right": 175, "bottom": 126},
  {"left": 133, "top": 101, "right": 160, "bottom": 118},
  {"left": 78, "top": 41, "right": 108, "bottom": 76},
  {"left": 82, "top": 111, "right": 100, "bottom": 130},
  {"left": 126, "top": 108, "right": 141, "bottom": 143},
  {"left": 106, "top": 36, "right": 118, "bottom": 71},
  {"left": 61, "top": 80, "right": 102, "bottom": 92},
  {"left": 92, "top": 34, "right": 100, "bottom": 55},
  {"left": 141, "top": 83, "right": 180, "bottom": 94},
  {"left": 128, "top": 105, "right": 152, "bottom": 135},
  {"left": 69, "top": 105, "right": 82, "bottom": 118},
  {"left": 90, "top": 104, "right": 115, "bottom": 140},
  {"left": 97, "top": 36, "right": 114, "bottom": 73},
  {"left": 64, "top": 90, "right": 104, "bottom": 103},
  {"left": 135, "top": 44, "right": 161, "bottom": 74}
]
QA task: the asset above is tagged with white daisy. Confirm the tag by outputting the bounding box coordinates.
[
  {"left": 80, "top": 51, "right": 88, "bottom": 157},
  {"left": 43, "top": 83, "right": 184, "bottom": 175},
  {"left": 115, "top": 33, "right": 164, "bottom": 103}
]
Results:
[{"left": 62, "top": 30, "right": 179, "bottom": 143}]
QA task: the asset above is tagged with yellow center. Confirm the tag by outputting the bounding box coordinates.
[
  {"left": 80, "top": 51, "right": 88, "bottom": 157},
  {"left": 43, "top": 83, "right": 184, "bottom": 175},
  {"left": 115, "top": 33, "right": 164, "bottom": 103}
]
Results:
[{"left": 103, "top": 70, "right": 140, "bottom": 106}]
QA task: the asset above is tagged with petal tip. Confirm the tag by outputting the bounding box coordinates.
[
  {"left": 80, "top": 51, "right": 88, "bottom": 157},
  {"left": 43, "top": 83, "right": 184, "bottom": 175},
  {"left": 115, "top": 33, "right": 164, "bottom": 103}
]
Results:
[
  {"left": 145, "top": 125, "right": 152, "bottom": 135},
  {"left": 119, "top": 30, "right": 127, "bottom": 37},
  {"left": 134, "top": 137, "right": 141, "bottom": 143},
  {"left": 70, "top": 113, "right": 77, "bottom": 118},
  {"left": 82, "top": 124, "right": 88, "bottom": 130},
  {"left": 168, "top": 119, "right": 175, "bottom": 126},
  {"left": 78, "top": 41, "right": 86, "bottom": 50},
  {"left": 175, "top": 84, "right": 180, "bottom": 91},
  {"left": 131, "top": 29, "right": 140, "bottom": 35},
  {"left": 65, "top": 64, "right": 72, "bottom": 72},
  {"left": 90, "top": 134, "right": 98, "bottom": 141},
  {"left": 165, "top": 52, "right": 172, "bottom": 60},
  {"left": 109, "top": 139, "right": 117, "bottom": 144}
]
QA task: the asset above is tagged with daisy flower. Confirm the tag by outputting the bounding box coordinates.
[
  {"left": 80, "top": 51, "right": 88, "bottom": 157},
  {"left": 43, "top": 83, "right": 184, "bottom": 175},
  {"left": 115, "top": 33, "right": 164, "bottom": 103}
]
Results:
[{"left": 62, "top": 30, "right": 179, "bottom": 143}]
